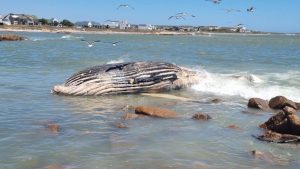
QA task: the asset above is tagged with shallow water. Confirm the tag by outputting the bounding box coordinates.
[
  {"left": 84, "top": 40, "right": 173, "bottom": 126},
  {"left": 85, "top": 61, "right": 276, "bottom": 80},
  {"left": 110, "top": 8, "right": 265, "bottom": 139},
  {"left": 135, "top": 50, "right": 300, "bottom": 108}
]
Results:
[{"left": 0, "top": 32, "right": 300, "bottom": 169}]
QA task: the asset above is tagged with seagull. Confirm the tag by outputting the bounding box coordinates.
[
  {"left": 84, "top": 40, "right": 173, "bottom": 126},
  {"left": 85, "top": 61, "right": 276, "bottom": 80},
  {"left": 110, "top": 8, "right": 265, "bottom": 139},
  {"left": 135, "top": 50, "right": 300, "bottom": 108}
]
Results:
[
  {"left": 168, "top": 15, "right": 186, "bottom": 20},
  {"left": 247, "top": 6, "right": 255, "bottom": 12},
  {"left": 117, "top": 4, "right": 135, "bottom": 10},
  {"left": 223, "top": 8, "right": 241, "bottom": 13},
  {"left": 103, "top": 41, "right": 122, "bottom": 46},
  {"left": 176, "top": 12, "right": 196, "bottom": 18},
  {"left": 81, "top": 39, "right": 101, "bottom": 47},
  {"left": 205, "top": 0, "right": 221, "bottom": 4},
  {"left": 104, "top": 20, "right": 119, "bottom": 23}
]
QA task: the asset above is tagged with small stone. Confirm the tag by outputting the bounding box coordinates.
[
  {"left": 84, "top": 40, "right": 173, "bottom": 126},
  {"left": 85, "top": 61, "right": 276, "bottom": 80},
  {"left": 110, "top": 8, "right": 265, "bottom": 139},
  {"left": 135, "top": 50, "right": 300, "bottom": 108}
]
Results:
[
  {"left": 192, "top": 112, "right": 212, "bottom": 121},
  {"left": 247, "top": 98, "right": 269, "bottom": 110},
  {"left": 228, "top": 124, "right": 242, "bottom": 130},
  {"left": 135, "top": 106, "right": 178, "bottom": 118},
  {"left": 115, "top": 122, "right": 128, "bottom": 128},
  {"left": 46, "top": 123, "right": 60, "bottom": 134},
  {"left": 211, "top": 98, "right": 222, "bottom": 103},
  {"left": 269, "top": 96, "right": 297, "bottom": 110}
]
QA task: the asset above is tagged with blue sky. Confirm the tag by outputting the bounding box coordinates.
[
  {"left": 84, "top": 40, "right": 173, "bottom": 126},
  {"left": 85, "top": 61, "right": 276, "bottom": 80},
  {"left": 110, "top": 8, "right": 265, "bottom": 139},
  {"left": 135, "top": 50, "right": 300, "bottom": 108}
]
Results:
[{"left": 1, "top": 0, "right": 300, "bottom": 33}]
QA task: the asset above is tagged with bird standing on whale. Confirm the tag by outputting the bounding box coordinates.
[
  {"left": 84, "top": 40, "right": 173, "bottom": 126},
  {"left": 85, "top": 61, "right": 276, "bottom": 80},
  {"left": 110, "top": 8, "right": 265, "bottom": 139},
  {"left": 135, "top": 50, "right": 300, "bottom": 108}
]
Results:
[{"left": 52, "top": 61, "right": 199, "bottom": 96}]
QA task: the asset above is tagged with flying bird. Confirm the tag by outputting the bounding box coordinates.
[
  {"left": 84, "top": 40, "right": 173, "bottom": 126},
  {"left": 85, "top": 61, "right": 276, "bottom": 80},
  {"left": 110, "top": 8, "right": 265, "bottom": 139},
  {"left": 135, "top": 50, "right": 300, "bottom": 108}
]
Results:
[
  {"left": 104, "top": 20, "right": 119, "bottom": 23},
  {"left": 81, "top": 39, "right": 101, "bottom": 47},
  {"left": 247, "top": 6, "right": 255, "bottom": 12},
  {"left": 205, "top": 0, "right": 222, "bottom": 4},
  {"left": 117, "top": 4, "right": 135, "bottom": 10},
  {"left": 176, "top": 12, "right": 196, "bottom": 18},
  {"left": 103, "top": 41, "right": 122, "bottom": 46},
  {"left": 168, "top": 15, "right": 186, "bottom": 20}
]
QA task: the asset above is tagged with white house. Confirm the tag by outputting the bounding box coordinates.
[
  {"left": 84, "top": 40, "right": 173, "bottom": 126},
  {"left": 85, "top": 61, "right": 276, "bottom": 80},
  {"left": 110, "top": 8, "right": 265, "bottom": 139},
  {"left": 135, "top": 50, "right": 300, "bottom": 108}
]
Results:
[
  {"left": 138, "top": 24, "right": 156, "bottom": 31},
  {"left": 87, "top": 21, "right": 92, "bottom": 28},
  {"left": 119, "top": 20, "right": 130, "bottom": 29}
]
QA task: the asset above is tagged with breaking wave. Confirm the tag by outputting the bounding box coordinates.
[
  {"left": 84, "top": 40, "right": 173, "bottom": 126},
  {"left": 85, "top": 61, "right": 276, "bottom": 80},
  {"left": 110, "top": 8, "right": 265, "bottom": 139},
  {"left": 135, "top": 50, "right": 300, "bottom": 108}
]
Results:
[{"left": 192, "top": 69, "right": 300, "bottom": 102}]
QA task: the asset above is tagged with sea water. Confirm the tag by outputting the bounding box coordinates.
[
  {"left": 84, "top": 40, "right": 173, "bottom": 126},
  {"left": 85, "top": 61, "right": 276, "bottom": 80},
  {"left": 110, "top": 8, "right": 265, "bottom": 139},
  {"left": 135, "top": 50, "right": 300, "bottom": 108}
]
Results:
[{"left": 0, "top": 31, "right": 300, "bottom": 169}]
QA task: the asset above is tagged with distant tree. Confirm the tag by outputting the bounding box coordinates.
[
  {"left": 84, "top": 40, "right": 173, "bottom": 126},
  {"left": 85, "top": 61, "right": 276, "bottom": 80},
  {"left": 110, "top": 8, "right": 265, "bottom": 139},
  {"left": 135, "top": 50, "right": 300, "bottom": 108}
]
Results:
[
  {"left": 61, "top": 19, "right": 74, "bottom": 27},
  {"left": 38, "top": 18, "right": 49, "bottom": 25}
]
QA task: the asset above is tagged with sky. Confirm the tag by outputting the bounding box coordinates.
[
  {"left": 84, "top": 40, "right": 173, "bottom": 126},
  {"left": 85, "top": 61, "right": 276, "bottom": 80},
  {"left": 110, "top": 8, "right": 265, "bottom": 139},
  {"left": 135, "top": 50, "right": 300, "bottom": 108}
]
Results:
[{"left": 1, "top": 0, "right": 300, "bottom": 33}]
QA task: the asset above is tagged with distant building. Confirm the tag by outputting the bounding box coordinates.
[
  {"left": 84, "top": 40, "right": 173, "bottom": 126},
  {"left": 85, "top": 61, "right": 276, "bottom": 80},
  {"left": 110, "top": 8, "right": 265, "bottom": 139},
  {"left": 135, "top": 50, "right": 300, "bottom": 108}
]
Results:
[
  {"left": 138, "top": 24, "right": 156, "bottom": 31},
  {"left": 2, "top": 13, "right": 37, "bottom": 25},
  {"left": 119, "top": 20, "right": 130, "bottom": 29},
  {"left": 87, "top": 21, "right": 92, "bottom": 28},
  {"left": 50, "top": 18, "right": 59, "bottom": 26}
]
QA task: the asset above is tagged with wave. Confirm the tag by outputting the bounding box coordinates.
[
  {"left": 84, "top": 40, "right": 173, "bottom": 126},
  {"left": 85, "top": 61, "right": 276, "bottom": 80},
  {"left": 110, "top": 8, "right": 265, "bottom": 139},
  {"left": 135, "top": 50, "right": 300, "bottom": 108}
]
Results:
[
  {"left": 191, "top": 69, "right": 300, "bottom": 102},
  {"left": 61, "top": 35, "right": 83, "bottom": 40}
]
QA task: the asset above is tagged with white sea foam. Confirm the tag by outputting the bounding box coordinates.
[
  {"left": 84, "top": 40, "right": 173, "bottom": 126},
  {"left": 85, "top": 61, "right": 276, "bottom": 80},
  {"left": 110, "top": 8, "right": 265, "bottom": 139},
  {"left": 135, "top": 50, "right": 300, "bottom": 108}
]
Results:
[
  {"left": 192, "top": 69, "right": 300, "bottom": 102},
  {"left": 61, "top": 35, "right": 83, "bottom": 40}
]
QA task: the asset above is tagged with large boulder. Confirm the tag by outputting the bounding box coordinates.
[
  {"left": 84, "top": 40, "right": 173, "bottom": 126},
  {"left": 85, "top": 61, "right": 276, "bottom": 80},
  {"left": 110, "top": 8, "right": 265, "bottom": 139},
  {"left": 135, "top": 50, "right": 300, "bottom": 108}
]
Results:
[
  {"left": 259, "top": 106, "right": 300, "bottom": 136},
  {"left": 135, "top": 106, "right": 178, "bottom": 118},
  {"left": 268, "top": 96, "right": 297, "bottom": 110},
  {"left": 0, "top": 34, "right": 25, "bottom": 41},
  {"left": 247, "top": 98, "right": 269, "bottom": 110}
]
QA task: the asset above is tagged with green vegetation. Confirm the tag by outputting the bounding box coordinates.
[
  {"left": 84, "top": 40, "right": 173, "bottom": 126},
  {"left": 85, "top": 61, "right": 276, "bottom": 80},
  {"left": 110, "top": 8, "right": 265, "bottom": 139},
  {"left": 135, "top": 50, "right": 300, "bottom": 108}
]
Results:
[{"left": 61, "top": 19, "right": 74, "bottom": 27}]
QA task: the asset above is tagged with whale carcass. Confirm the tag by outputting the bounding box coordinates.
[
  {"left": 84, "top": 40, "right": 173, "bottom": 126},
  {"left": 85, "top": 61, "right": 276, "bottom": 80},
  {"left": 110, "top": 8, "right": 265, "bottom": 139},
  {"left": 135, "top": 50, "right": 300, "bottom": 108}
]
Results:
[{"left": 52, "top": 61, "right": 199, "bottom": 96}]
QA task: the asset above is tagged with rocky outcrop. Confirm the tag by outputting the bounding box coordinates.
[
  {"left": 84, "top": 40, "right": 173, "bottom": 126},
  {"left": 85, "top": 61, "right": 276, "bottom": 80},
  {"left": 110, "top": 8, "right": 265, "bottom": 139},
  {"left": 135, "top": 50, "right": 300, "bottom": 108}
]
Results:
[
  {"left": 268, "top": 96, "right": 297, "bottom": 110},
  {"left": 257, "top": 105, "right": 300, "bottom": 143},
  {"left": 247, "top": 98, "right": 269, "bottom": 110},
  {"left": 135, "top": 106, "right": 178, "bottom": 118},
  {"left": 192, "top": 112, "right": 212, "bottom": 121},
  {"left": 255, "top": 130, "right": 300, "bottom": 143},
  {"left": 0, "top": 34, "right": 25, "bottom": 41}
]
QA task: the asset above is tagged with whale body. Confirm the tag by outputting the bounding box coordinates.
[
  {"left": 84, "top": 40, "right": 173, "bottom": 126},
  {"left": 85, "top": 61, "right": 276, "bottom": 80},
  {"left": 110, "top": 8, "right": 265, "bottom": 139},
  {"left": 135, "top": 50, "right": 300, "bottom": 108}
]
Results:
[{"left": 52, "top": 61, "right": 199, "bottom": 96}]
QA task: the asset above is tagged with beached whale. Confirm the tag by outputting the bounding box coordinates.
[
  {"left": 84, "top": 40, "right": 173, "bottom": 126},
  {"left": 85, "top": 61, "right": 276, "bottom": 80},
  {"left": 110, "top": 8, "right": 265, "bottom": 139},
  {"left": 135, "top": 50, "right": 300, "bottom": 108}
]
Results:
[{"left": 52, "top": 61, "right": 199, "bottom": 96}]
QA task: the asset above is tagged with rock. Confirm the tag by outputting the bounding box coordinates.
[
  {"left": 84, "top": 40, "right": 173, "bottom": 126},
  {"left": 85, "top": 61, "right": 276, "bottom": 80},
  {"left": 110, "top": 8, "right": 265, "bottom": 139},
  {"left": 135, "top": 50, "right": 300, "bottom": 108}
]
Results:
[
  {"left": 250, "top": 149, "right": 290, "bottom": 165},
  {"left": 260, "top": 108, "right": 300, "bottom": 136},
  {"left": 45, "top": 123, "right": 60, "bottom": 134},
  {"left": 283, "top": 106, "right": 296, "bottom": 115},
  {"left": 211, "top": 98, "right": 222, "bottom": 104},
  {"left": 259, "top": 110, "right": 289, "bottom": 133},
  {"left": 0, "top": 34, "right": 25, "bottom": 41},
  {"left": 269, "top": 96, "right": 297, "bottom": 110},
  {"left": 115, "top": 122, "right": 128, "bottom": 128},
  {"left": 296, "top": 102, "right": 300, "bottom": 110},
  {"left": 227, "top": 124, "right": 242, "bottom": 130},
  {"left": 121, "top": 113, "right": 142, "bottom": 120},
  {"left": 255, "top": 130, "right": 300, "bottom": 143},
  {"left": 287, "top": 114, "right": 300, "bottom": 135},
  {"left": 192, "top": 112, "right": 212, "bottom": 121},
  {"left": 247, "top": 98, "right": 269, "bottom": 110},
  {"left": 135, "top": 106, "right": 178, "bottom": 118}
]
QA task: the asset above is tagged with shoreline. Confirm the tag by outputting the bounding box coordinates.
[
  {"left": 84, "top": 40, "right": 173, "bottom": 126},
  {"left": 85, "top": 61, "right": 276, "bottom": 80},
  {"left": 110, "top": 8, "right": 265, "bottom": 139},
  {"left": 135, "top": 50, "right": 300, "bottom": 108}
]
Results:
[{"left": 0, "top": 26, "right": 273, "bottom": 36}]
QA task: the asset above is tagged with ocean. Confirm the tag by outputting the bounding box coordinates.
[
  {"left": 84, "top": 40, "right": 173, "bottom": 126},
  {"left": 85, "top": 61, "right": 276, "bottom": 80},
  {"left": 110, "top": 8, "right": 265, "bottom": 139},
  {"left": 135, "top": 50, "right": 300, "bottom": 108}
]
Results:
[{"left": 0, "top": 31, "right": 300, "bottom": 169}]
